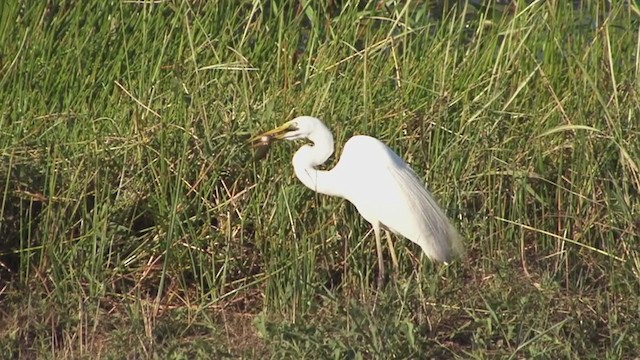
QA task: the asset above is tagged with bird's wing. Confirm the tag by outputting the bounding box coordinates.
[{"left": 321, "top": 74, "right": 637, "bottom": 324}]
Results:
[
  {"left": 384, "top": 162, "right": 463, "bottom": 262},
  {"left": 338, "top": 135, "right": 462, "bottom": 262}
]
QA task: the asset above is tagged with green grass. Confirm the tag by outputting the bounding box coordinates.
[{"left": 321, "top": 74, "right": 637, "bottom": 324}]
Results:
[{"left": 1, "top": 0, "right": 639, "bottom": 358}]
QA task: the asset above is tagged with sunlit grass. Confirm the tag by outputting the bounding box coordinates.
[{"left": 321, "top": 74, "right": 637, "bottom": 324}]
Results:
[{"left": 1, "top": 0, "right": 639, "bottom": 358}]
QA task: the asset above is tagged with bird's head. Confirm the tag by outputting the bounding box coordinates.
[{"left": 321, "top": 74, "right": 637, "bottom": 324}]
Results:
[{"left": 249, "top": 116, "right": 327, "bottom": 144}]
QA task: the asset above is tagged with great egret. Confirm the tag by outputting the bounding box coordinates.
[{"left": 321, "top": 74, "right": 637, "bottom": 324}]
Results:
[{"left": 251, "top": 116, "right": 462, "bottom": 285}]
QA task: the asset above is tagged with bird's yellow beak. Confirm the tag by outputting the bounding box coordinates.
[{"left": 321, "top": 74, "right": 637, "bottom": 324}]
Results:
[{"left": 248, "top": 121, "right": 297, "bottom": 144}]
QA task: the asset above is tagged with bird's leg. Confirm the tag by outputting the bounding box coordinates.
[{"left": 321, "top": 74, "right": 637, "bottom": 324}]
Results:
[
  {"left": 385, "top": 230, "right": 399, "bottom": 272},
  {"left": 373, "top": 223, "right": 386, "bottom": 289}
]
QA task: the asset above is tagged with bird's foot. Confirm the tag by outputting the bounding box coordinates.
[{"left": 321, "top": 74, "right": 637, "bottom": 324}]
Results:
[{"left": 376, "top": 273, "right": 388, "bottom": 290}]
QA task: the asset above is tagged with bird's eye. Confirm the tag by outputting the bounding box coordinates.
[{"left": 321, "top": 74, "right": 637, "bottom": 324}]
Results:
[{"left": 287, "top": 123, "right": 298, "bottom": 131}]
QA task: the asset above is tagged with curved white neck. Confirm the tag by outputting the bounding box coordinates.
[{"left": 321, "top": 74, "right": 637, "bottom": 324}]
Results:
[{"left": 291, "top": 131, "right": 344, "bottom": 198}]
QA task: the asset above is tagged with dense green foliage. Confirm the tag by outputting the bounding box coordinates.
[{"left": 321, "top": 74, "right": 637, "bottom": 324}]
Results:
[{"left": 1, "top": 0, "right": 638, "bottom": 358}]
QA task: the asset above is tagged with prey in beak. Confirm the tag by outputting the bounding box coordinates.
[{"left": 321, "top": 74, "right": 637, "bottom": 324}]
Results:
[
  {"left": 248, "top": 121, "right": 297, "bottom": 144},
  {"left": 248, "top": 121, "right": 298, "bottom": 161}
]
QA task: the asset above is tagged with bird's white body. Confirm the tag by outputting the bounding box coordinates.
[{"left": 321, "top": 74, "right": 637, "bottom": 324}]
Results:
[
  {"left": 293, "top": 132, "right": 461, "bottom": 263},
  {"left": 252, "top": 116, "right": 462, "bottom": 284},
  {"left": 280, "top": 116, "right": 462, "bottom": 264}
]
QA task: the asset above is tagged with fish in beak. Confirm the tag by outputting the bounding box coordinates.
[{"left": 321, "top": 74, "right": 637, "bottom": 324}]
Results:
[
  {"left": 248, "top": 121, "right": 297, "bottom": 145},
  {"left": 248, "top": 121, "right": 298, "bottom": 160}
]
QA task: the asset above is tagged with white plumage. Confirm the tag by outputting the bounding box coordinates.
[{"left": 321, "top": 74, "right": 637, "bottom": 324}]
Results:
[{"left": 252, "top": 116, "right": 462, "bottom": 284}]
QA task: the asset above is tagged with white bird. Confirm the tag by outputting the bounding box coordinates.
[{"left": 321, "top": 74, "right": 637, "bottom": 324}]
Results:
[{"left": 251, "top": 116, "right": 462, "bottom": 286}]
